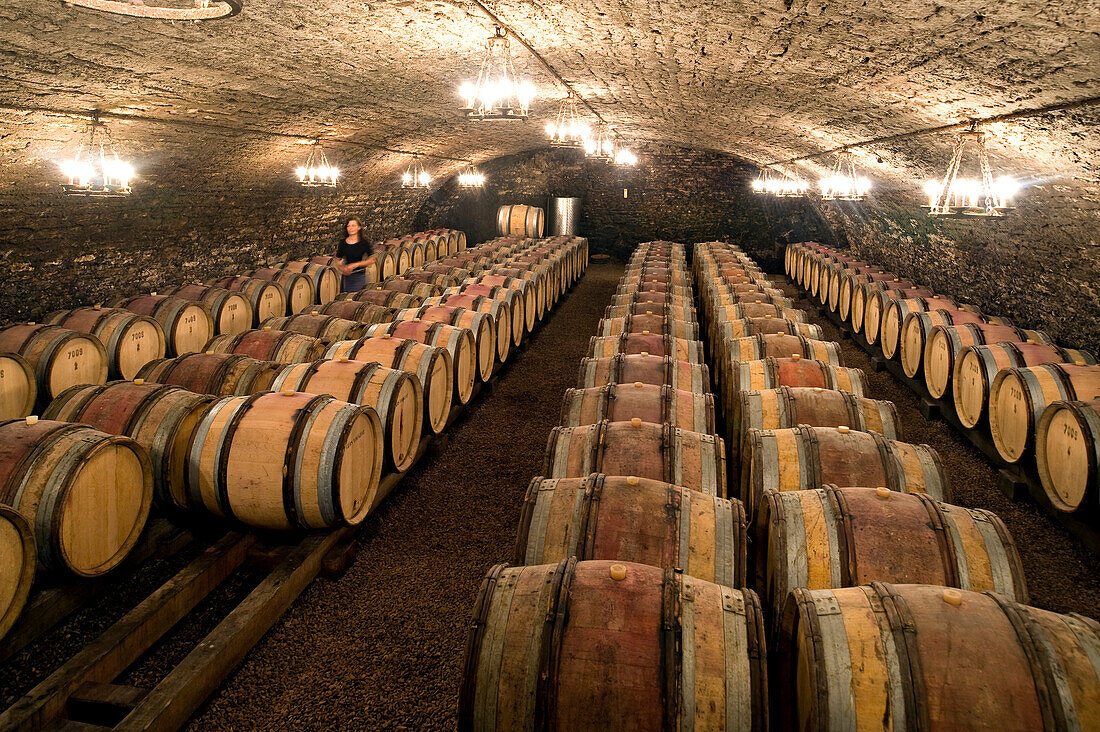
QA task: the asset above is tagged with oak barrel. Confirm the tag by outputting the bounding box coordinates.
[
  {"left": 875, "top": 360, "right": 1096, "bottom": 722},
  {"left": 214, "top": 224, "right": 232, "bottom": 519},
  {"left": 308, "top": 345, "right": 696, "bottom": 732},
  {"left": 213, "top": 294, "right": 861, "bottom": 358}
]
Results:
[
  {"left": 576, "top": 355, "right": 710, "bottom": 393},
  {"left": 394, "top": 305, "right": 496, "bottom": 383},
  {"left": 716, "top": 317, "right": 822, "bottom": 342},
  {"left": 208, "top": 276, "right": 286, "bottom": 326},
  {"left": 0, "top": 354, "right": 36, "bottom": 421},
  {"left": 137, "top": 352, "right": 280, "bottom": 396},
  {"left": 247, "top": 268, "right": 317, "bottom": 315},
  {"left": 1036, "top": 398, "right": 1100, "bottom": 514},
  {"left": 317, "top": 300, "right": 395, "bottom": 326},
  {"left": 560, "top": 383, "right": 716, "bottom": 434},
  {"left": 861, "top": 286, "right": 934, "bottom": 343},
  {"left": 880, "top": 297, "right": 976, "bottom": 360},
  {"left": 991, "top": 363, "right": 1100, "bottom": 463},
  {"left": 0, "top": 324, "right": 108, "bottom": 406},
  {"left": 495, "top": 204, "right": 545, "bottom": 237},
  {"left": 168, "top": 285, "right": 253, "bottom": 337},
  {"left": 112, "top": 294, "right": 215, "bottom": 357},
  {"left": 588, "top": 333, "right": 705, "bottom": 364},
  {"left": 279, "top": 260, "right": 341, "bottom": 304},
  {"left": 597, "top": 314, "right": 699, "bottom": 341},
  {"left": 924, "top": 323, "right": 1056, "bottom": 399},
  {"left": 0, "top": 505, "right": 34, "bottom": 639},
  {"left": 725, "top": 357, "right": 868, "bottom": 417},
  {"left": 46, "top": 306, "right": 166, "bottom": 381},
  {"left": 260, "top": 313, "right": 366, "bottom": 343},
  {"left": 344, "top": 288, "right": 421, "bottom": 311},
  {"left": 203, "top": 328, "right": 325, "bottom": 364},
  {"left": 364, "top": 321, "right": 475, "bottom": 405}
]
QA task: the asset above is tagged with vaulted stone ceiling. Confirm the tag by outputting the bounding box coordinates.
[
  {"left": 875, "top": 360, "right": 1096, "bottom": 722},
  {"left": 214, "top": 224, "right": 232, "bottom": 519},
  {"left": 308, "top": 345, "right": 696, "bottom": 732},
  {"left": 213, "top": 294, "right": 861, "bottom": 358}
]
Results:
[{"left": 1, "top": 0, "right": 1097, "bottom": 190}]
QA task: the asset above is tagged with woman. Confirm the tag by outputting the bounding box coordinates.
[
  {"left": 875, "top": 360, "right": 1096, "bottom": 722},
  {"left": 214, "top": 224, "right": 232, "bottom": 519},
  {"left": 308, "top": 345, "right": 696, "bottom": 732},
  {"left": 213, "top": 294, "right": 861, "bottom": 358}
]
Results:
[{"left": 334, "top": 217, "right": 381, "bottom": 293}]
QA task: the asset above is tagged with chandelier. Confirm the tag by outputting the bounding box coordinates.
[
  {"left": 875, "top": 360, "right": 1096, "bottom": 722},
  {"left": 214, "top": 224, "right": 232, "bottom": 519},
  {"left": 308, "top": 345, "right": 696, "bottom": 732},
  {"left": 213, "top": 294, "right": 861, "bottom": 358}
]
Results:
[
  {"left": 458, "top": 166, "right": 486, "bottom": 188},
  {"left": 58, "top": 0, "right": 241, "bottom": 20},
  {"left": 402, "top": 156, "right": 432, "bottom": 189},
  {"left": 296, "top": 141, "right": 339, "bottom": 188},
  {"left": 819, "top": 150, "right": 871, "bottom": 200},
  {"left": 460, "top": 28, "right": 534, "bottom": 121},
  {"left": 584, "top": 126, "right": 615, "bottom": 161},
  {"left": 923, "top": 123, "right": 1018, "bottom": 217},
  {"left": 751, "top": 169, "right": 809, "bottom": 197},
  {"left": 59, "top": 115, "right": 135, "bottom": 197},
  {"left": 613, "top": 147, "right": 637, "bottom": 166},
  {"left": 546, "top": 92, "right": 590, "bottom": 147}
]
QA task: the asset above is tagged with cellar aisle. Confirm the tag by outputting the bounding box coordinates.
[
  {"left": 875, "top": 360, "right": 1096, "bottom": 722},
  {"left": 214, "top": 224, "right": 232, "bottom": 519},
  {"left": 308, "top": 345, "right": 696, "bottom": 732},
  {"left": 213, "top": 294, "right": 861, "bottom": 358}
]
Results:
[{"left": 190, "top": 261, "right": 625, "bottom": 730}]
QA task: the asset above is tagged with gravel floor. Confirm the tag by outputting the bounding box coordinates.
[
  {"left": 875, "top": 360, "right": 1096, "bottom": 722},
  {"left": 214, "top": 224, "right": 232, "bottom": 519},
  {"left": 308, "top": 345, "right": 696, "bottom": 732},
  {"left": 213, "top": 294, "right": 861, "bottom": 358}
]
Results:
[
  {"left": 772, "top": 275, "right": 1100, "bottom": 618},
  {"left": 189, "top": 262, "right": 625, "bottom": 730}
]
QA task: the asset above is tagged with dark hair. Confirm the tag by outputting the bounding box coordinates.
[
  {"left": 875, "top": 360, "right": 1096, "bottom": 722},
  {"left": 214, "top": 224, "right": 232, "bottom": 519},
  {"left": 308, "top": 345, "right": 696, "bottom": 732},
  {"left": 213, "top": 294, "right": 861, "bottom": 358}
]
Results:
[{"left": 341, "top": 217, "right": 363, "bottom": 238}]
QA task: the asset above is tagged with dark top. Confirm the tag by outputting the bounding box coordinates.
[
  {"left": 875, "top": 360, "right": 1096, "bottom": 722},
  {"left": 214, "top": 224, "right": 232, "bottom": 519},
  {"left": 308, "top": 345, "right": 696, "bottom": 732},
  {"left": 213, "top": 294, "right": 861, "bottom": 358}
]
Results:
[{"left": 336, "top": 238, "right": 382, "bottom": 264}]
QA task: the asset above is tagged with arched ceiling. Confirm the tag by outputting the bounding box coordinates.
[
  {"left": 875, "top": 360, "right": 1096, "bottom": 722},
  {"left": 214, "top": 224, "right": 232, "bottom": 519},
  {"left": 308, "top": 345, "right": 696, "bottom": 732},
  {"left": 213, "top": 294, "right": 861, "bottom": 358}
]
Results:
[{"left": 1, "top": 0, "right": 1097, "bottom": 191}]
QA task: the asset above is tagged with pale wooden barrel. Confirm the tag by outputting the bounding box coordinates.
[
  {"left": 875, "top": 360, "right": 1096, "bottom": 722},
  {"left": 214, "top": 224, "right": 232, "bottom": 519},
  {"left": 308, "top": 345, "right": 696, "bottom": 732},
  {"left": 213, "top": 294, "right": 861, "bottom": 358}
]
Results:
[
  {"left": 260, "top": 313, "right": 366, "bottom": 343},
  {"left": 495, "top": 204, "right": 545, "bottom": 237},
  {"left": 0, "top": 417, "right": 151, "bottom": 576},
  {"left": 187, "top": 392, "right": 383, "bottom": 529},
  {"left": 344, "top": 288, "right": 422, "bottom": 310},
  {"left": 279, "top": 260, "right": 341, "bottom": 304},
  {"left": 603, "top": 302, "right": 697, "bottom": 323},
  {"left": 0, "top": 505, "right": 35, "bottom": 640},
  {"left": 596, "top": 314, "right": 699, "bottom": 342},
  {"left": 588, "top": 334, "right": 705, "bottom": 364},
  {"left": 924, "top": 323, "right": 1054, "bottom": 399},
  {"left": 365, "top": 321, "right": 475, "bottom": 406},
  {"left": 516, "top": 474, "right": 746, "bottom": 585},
  {"left": 449, "top": 284, "right": 525, "bottom": 348},
  {"left": 560, "top": 383, "right": 716, "bottom": 434},
  {"left": 0, "top": 324, "right": 108, "bottom": 406},
  {"left": 952, "top": 342, "right": 1097, "bottom": 429},
  {"left": 203, "top": 328, "right": 325, "bottom": 364},
  {"left": 848, "top": 276, "right": 916, "bottom": 332},
  {"left": 741, "top": 425, "right": 950, "bottom": 516},
  {"left": 719, "top": 334, "right": 842, "bottom": 390},
  {"left": 474, "top": 275, "right": 537, "bottom": 334},
  {"left": 248, "top": 268, "right": 317, "bottom": 315},
  {"left": 861, "top": 286, "right": 934, "bottom": 343},
  {"left": 880, "top": 297, "right": 976, "bottom": 360},
  {"left": 576, "top": 355, "right": 710, "bottom": 393},
  {"left": 326, "top": 337, "right": 453, "bottom": 435},
  {"left": 775, "top": 583, "right": 1100, "bottom": 731},
  {"left": 209, "top": 276, "right": 287, "bottom": 326},
  {"left": 0, "top": 353, "right": 36, "bottom": 421},
  {"left": 168, "top": 285, "right": 254, "bottom": 336},
  {"left": 425, "top": 294, "right": 512, "bottom": 363},
  {"left": 716, "top": 302, "right": 806, "bottom": 322},
  {"left": 1036, "top": 398, "right": 1100, "bottom": 514},
  {"left": 113, "top": 294, "right": 215, "bottom": 357},
  {"left": 317, "top": 300, "right": 395, "bottom": 325},
  {"left": 759, "top": 486, "right": 1026, "bottom": 620},
  {"left": 43, "top": 382, "right": 214, "bottom": 511},
  {"left": 137, "top": 353, "right": 280, "bottom": 396},
  {"left": 990, "top": 363, "right": 1100, "bottom": 463},
  {"left": 717, "top": 317, "right": 822, "bottom": 343},
  {"left": 396, "top": 305, "right": 496, "bottom": 383},
  {"left": 271, "top": 358, "right": 423, "bottom": 473},
  {"left": 45, "top": 306, "right": 166, "bottom": 380},
  {"left": 544, "top": 420, "right": 726, "bottom": 497},
  {"left": 460, "top": 560, "right": 765, "bottom": 730}
]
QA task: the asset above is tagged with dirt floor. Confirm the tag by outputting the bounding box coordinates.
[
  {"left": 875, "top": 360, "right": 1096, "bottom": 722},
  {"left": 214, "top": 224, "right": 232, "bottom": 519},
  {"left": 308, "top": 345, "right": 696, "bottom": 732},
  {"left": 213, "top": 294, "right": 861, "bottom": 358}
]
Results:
[
  {"left": 772, "top": 274, "right": 1100, "bottom": 619},
  {"left": 189, "top": 262, "right": 625, "bottom": 730}
]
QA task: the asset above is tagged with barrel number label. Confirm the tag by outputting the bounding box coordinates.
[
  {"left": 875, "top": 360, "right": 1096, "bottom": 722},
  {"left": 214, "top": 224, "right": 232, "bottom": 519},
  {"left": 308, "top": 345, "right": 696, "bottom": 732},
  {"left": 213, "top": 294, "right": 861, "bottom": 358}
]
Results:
[{"left": 1062, "top": 422, "right": 1079, "bottom": 442}]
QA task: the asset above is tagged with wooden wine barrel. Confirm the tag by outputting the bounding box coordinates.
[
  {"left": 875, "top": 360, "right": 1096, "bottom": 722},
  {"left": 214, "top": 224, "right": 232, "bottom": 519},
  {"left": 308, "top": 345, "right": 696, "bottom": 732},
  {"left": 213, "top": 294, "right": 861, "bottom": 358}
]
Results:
[
  {"left": 952, "top": 342, "right": 1097, "bottom": 429},
  {"left": 112, "top": 295, "right": 215, "bottom": 357},
  {"left": 715, "top": 302, "right": 806, "bottom": 323},
  {"left": 1036, "top": 398, "right": 1100, "bottom": 514},
  {"left": 775, "top": 583, "right": 1100, "bottom": 731},
  {"left": 903, "top": 310, "right": 1041, "bottom": 379},
  {"left": 342, "top": 288, "right": 421, "bottom": 310},
  {"left": 588, "top": 333, "right": 705, "bottom": 364},
  {"left": 407, "top": 240, "right": 425, "bottom": 268},
  {"left": 0, "top": 354, "right": 36, "bottom": 421},
  {"left": 248, "top": 268, "right": 316, "bottom": 315},
  {"left": 924, "top": 323, "right": 1055, "bottom": 399},
  {"left": 375, "top": 277, "right": 441, "bottom": 300},
  {"left": 167, "top": 285, "right": 254, "bottom": 336},
  {"left": 364, "top": 321, "right": 475, "bottom": 405},
  {"left": 208, "top": 276, "right": 286, "bottom": 326},
  {"left": 608, "top": 291, "right": 694, "bottom": 311},
  {"left": 560, "top": 383, "right": 716, "bottom": 434},
  {"left": 491, "top": 267, "right": 549, "bottom": 320},
  {"left": 450, "top": 284, "right": 525, "bottom": 347},
  {"left": 260, "top": 313, "right": 366, "bottom": 343},
  {"left": 596, "top": 314, "right": 699, "bottom": 342},
  {"left": 862, "top": 287, "right": 935, "bottom": 344},
  {"left": 395, "top": 305, "right": 496, "bottom": 383},
  {"left": 271, "top": 358, "right": 423, "bottom": 473},
  {"left": 850, "top": 280, "right": 920, "bottom": 335},
  {"left": 516, "top": 474, "right": 746, "bottom": 585},
  {"left": 990, "top": 363, "right": 1100, "bottom": 463},
  {"left": 544, "top": 420, "right": 726, "bottom": 497},
  {"left": 759, "top": 486, "right": 1026, "bottom": 620},
  {"left": 187, "top": 392, "right": 383, "bottom": 529},
  {"left": 603, "top": 302, "right": 697, "bottom": 323},
  {"left": 0, "top": 324, "right": 108, "bottom": 406},
  {"left": 726, "top": 359, "right": 867, "bottom": 414},
  {"left": 317, "top": 300, "right": 395, "bottom": 326},
  {"left": 45, "top": 307, "right": 166, "bottom": 381},
  {"left": 838, "top": 271, "right": 901, "bottom": 322},
  {"left": 717, "top": 317, "right": 822, "bottom": 343},
  {"left": 741, "top": 425, "right": 950, "bottom": 515},
  {"left": 43, "top": 382, "right": 214, "bottom": 511},
  {"left": 576, "top": 355, "right": 710, "bottom": 393},
  {"left": 279, "top": 260, "right": 341, "bottom": 304},
  {"left": 880, "top": 297, "right": 975, "bottom": 360},
  {"left": 137, "top": 353, "right": 279, "bottom": 396},
  {"left": 459, "top": 559, "right": 766, "bottom": 731},
  {"left": 325, "top": 337, "right": 453, "bottom": 435},
  {"left": 424, "top": 294, "right": 512, "bottom": 363},
  {"left": 204, "top": 328, "right": 325, "bottom": 364},
  {"left": 0, "top": 504, "right": 34, "bottom": 639},
  {"left": 495, "top": 204, "right": 545, "bottom": 237},
  {"left": 0, "top": 417, "right": 151, "bottom": 576},
  {"left": 473, "top": 275, "right": 537, "bottom": 334},
  {"left": 722, "top": 333, "right": 841, "bottom": 369}
]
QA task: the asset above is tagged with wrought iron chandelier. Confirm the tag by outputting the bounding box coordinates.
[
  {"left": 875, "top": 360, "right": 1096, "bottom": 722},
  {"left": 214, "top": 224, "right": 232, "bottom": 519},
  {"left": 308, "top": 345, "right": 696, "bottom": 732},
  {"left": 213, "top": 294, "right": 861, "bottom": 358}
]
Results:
[
  {"left": 819, "top": 150, "right": 871, "bottom": 200},
  {"left": 613, "top": 147, "right": 637, "bottom": 166},
  {"left": 458, "top": 166, "right": 486, "bottom": 188},
  {"left": 923, "top": 123, "right": 1018, "bottom": 217},
  {"left": 546, "top": 92, "right": 590, "bottom": 148},
  {"left": 57, "top": 0, "right": 241, "bottom": 20},
  {"left": 295, "top": 141, "right": 339, "bottom": 188},
  {"left": 60, "top": 115, "right": 135, "bottom": 197},
  {"left": 751, "top": 169, "right": 809, "bottom": 197},
  {"left": 460, "top": 28, "right": 534, "bottom": 121},
  {"left": 402, "top": 156, "right": 432, "bottom": 189},
  {"left": 584, "top": 126, "right": 615, "bottom": 161}
]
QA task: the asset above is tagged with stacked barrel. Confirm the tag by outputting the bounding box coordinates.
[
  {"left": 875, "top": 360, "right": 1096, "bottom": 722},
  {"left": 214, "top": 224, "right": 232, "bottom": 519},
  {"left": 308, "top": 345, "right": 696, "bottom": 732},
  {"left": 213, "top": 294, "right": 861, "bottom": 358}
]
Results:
[
  {"left": 787, "top": 241, "right": 1100, "bottom": 521},
  {"left": 461, "top": 241, "right": 770, "bottom": 730}
]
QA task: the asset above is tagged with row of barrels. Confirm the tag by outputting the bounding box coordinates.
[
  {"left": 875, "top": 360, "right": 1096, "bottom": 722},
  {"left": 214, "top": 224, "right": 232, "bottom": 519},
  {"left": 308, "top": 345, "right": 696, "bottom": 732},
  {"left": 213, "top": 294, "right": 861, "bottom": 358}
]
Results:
[
  {"left": 694, "top": 241, "right": 1099, "bottom": 729},
  {"left": 787, "top": 241, "right": 1100, "bottom": 516},
  {"left": 0, "top": 234, "right": 588, "bottom": 643}
]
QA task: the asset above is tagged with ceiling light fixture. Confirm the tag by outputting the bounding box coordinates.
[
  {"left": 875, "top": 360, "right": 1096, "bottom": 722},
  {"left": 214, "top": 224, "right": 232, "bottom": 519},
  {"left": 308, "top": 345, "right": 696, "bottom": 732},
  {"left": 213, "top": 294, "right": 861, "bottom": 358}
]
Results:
[
  {"left": 58, "top": 0, "right": 242, "bottom": 20},
  {"left": 584, "top": 126, "right": 615, "bottom": 161},
  {"left": 295, "top": 141, "right": 339, "bottom": 188},
  {"left": 460, "top": 27, "right": 534, "bottom": 121},
  {"left": 923, "top": 123, "right": 1018, "bottom": 217},
  {"left": 546, "top": 91, "right": 590, "bottom": 148},
  {"left": 458, "top": 165, "right": 486, "bottom": 188},
  {"left": 819, "top": 150, "right": 871, "bottom": 200},
  {"left": 613, "top": 147, "right": 637, "bottom": 166},
  {"left": 751, "top": 169, "right": 809, "bottom": 197},
  {"left": 401, "top": 156, "right": 432, "bottom": 189},
  {"left": 59, "top": 115, "right": 135, "bottom": 197}
]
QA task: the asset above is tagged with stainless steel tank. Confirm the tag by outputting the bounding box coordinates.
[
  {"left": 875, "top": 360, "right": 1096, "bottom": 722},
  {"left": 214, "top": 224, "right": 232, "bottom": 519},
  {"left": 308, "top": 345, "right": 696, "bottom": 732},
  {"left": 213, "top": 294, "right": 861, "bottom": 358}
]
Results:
[{"left": 550, "top": 197, "right": 581, "bottom": 236}]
